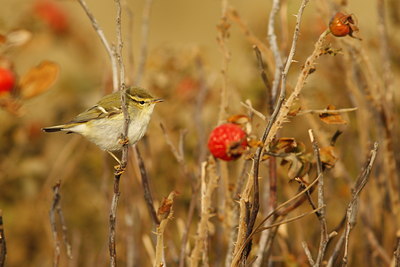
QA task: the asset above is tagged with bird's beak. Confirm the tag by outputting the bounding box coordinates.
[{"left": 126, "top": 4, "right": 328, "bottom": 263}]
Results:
[{"left": 152, "top": 98, "right": 164, "bottom": 103}]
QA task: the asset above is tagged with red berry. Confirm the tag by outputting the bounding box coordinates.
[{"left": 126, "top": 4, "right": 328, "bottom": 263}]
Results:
[
  {"left": 0, "top": 67, "right": 15, "bottom": 94},
  {"left": 329, "top": 12, "right": 359, "bottom": 38},
  {"left": 34, "top": 0, "right": 69, "bottom": 33},
  {"left": 208, "top": 123, "right": 248, "bottom": 161}
]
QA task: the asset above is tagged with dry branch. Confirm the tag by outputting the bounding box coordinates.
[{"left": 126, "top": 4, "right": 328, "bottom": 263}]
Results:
[
  {"left": 154, "top": 192, "right": 176, "bottom": 267},
  {"left": 309, "top": 129, "right": 329, "bottom": 267},
  {"left": 77, "top": 0, "right": 119, "bottom": 91},
  {"left": 341, "top": 142, "right": 379, "bottom": 267},
  {"left": 134, "top": 146, "right": 160, "bottom": 226},
  {"left": 190, "top": 159, "right": 219, "bottom": 267},
  {"left": 49, "top": 181, "right": 72, "bottom": 267},
  {"left": 238, "top": 0, "right": 312, "bottom": 264}
]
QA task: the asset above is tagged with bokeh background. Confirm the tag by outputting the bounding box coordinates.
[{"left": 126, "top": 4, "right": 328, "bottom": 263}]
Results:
[{"left": 0, "top": 0, "right": 399, "bottom": 266}]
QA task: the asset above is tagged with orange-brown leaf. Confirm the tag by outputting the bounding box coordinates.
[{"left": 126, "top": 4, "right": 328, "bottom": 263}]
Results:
[
  {"left": 320, "top": 146, "right": 337, "bottom": 168},
  {"left": 271, "top": 138, "right": 297, "bottom": 153},
  {"left": 319, "top": 104, "right": 347, "bottom": 124},
  {"left": 19, "top": 61, "right": 59, "bottom": 99}
]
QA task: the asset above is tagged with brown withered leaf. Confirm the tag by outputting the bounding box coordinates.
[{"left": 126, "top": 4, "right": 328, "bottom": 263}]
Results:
[
  {"left": 157, "top": 191, "right": 178, "bottom": 221},
  {"left": 270, "top": 138, "right": 306, "bottom": 154},
  {"left": 319, "top": 104, "right": 347, "bottom": 124},
  {"left": 320, "top": 146, "right": 337, "bottom": 168},
  {"left": 271, "top": 138, "right": 296, "bottom": 152},
  {"left": 247, "top": 139, "right": 263, "bottom": 148},
  {"left": 19, "top": 61, "right": 60, "bottom": 100}
]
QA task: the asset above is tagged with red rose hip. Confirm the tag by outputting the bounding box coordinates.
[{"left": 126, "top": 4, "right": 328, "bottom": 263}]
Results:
[
  {"left": 329, "top": 12, "right": 359, "bottom": 38},
  {"left": 208, "top": 123, "right": 248, "bottom": 161},
  {"left": 0, "top": 67, "right": 15, "bottom": 94}
]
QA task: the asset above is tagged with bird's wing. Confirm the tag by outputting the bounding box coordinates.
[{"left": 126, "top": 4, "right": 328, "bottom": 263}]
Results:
[{"left": 69, "top": 92, "right": 123, "bottom": 123}]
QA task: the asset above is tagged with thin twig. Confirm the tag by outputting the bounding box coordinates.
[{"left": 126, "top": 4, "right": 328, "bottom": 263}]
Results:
[
  {"left": 264, "top": 28, "right": 330, "bottom": 148},
  {"left": 302, "top": 241, "right": 315, "bottom": 266},
  {"left": 160, "top": 123, "right": 199, "bottom": 267},
  {"left": 134, "top": 146, "right": 160, "bottom": 226},
  {"left": 194, "top": 56, "right": 209, "bottom": 165},
  {"left": 135, "top": 0, "right": 154, "bottom": 85},
  {"left": 230, "top": 173, "right": 321, "bottom": 265},
  {"left": 49, "top": 183, "right": 61, "bottom": 267},
  {"left": 267, "top": 0, "right": 283, "bottom": 101},
  {"left": 240, "top": 0, "right": 311, "bottom": 264},
  {"left": 109, "top": 1, "right": 128, "bottom": 266},
  {"left": 309, "top": 129, "right": 329, "bottom": 267},
  {"left": 254, "top": 206, "right": 324, "bottom": 234},
  {"left": 50, "top": 181, "right": 72, "bottom": 267},
  {"left": 190, "top": 159, "right": 219, "bottom": 267},
  {"left": 0, "top": 210, "right": 6, "bottom": 267},
  {"left": 253, "top": 46, "right": 272, "bottom": 109},
  {"left": 154, "top": 192, "right": 176, "bottom": 267},
  {"left": 341, "top": 142, "right": 379, "bottom": 267},
  {"left": 216, "top": 0, "right": 231, "bottom": 123},
  {"left": 77, "top": 0, "right": 119, "bottom": 91},
  {"left": 297, "top": 107, "right": 358, "bottom": 115},
  {"left": 109, "top": 172, "right": 121, "bottom": 267},
  {"left": 240, "top": 101, "right": 266, "bottom": 121}
]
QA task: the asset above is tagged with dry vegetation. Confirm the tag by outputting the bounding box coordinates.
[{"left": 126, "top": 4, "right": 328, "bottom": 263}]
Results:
[{"left": 0, "top": 0, "right": 400, "bottom": 266}]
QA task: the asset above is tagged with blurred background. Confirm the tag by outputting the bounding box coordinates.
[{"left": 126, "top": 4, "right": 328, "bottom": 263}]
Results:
[{"left": 0, "top": 0, "right": 399, "bottom": 266}]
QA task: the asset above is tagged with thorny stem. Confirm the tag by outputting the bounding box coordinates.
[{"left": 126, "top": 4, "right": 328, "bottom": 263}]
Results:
[
  {"left": 50, "top": 181, "right": 72, "bottom": 267},
  {"left": 134, "top": 146, "right": 160, "bottom": 226},
  {"left": 340, "top": 143, "right": 379, "bottom": 267},
  {"left": 267, "top": 0, "right": 283, "bottom": 101},
  {"left": 77, "top": 0, "right": 119, "bottom": 92},
  {"left": 309, "top": 129, "right": 329, "bottom": 266},
  {"left": 108, "top": 1, "right": 128, "bottom": 266},
  {"left": 217, "top": 0, "right": 231, "bottom": 123},
  {"left": 241, "top": 0, "right": 310, "bottom": 264}
]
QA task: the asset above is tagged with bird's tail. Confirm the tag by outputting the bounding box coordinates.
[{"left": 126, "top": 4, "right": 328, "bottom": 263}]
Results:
[{"left": 42, "top": 125, "right": 65, "bottom": 133}]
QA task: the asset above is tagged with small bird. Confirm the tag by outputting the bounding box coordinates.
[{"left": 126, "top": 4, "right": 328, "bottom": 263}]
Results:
[{"left": 43, "top": 87, "right": 163, "bottom": 151}]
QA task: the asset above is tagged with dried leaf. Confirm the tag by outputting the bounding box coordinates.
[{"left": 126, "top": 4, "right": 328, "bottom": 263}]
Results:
[
  {"left": 320, "top": 146, "right": 337, "bottom": 168},
  {"left": 319, "top": 104, "right": 347, "bottom": 124},
  {"left": 157, "top": 191, "right": 178, "bottom": 221},
  {"left": 247, "top": 139, "right": 263, "bottom": 148},
  {"left": 19, "top": 61, "right": 59, "bottom": 99},
  {"left": 270, "top": 138, "right": 298, "bottom": 153}
]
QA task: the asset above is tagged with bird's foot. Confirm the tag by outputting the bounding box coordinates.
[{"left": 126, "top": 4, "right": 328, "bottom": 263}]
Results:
[{"left": 118, "top": 137, "right": 129, "bottom": 145}]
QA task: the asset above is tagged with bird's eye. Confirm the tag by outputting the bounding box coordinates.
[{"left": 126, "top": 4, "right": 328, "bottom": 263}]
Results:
[{"left": 139, "top": 101, "right": 145, "bottom": 105}]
